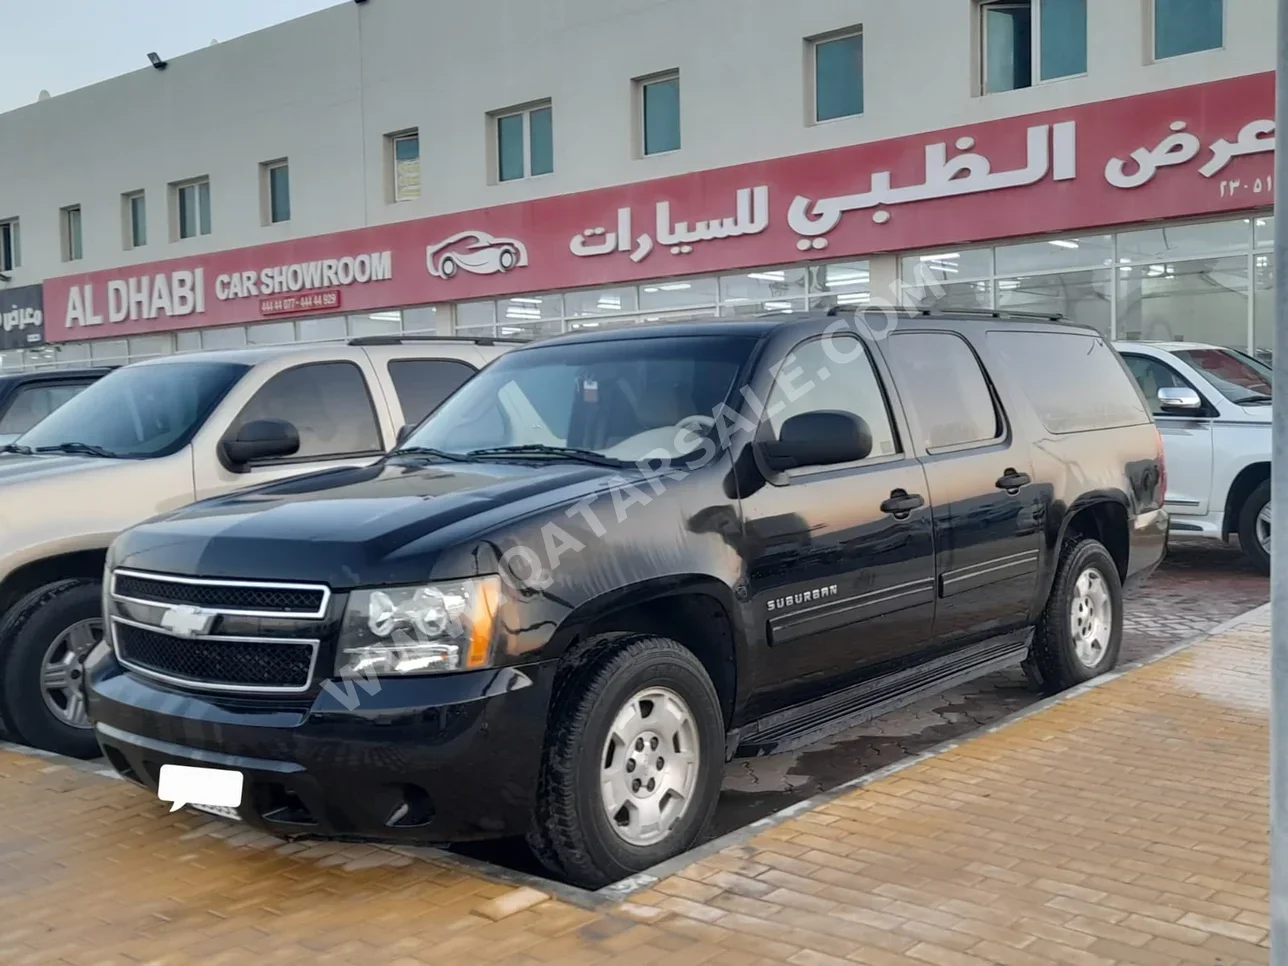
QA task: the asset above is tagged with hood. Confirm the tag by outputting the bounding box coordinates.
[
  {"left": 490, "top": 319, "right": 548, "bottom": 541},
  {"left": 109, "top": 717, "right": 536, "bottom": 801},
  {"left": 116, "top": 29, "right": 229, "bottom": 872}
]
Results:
[
  {"left": 111, "top": 457, "right": 622, "bottom": 587},
  {"left": 1235, "top": 404, "right": 1273, "bottom": 422},
  {"left": 0, "top": 452, "right": 128, "bottom": 487}
]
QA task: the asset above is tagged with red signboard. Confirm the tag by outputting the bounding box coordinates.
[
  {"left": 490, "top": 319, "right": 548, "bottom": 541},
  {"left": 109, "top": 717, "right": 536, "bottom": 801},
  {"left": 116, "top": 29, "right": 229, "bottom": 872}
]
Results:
[
  {"left": 260, "top": 289, "right": 342, "bottom": 317},
  {"left": 43, "top": 71, "right": 1275, "bottom": 343}
]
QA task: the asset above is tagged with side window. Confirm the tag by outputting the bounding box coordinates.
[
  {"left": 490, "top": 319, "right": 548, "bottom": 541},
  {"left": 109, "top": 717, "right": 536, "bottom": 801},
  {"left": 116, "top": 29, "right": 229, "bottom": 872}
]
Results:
[
  {"left": 882, "top": 333, "right": 1001, "bottom": 451},
  {"left": 987, "top": 331, "right": 1148, "bottom": 433},
  {"left": 388, "top": 359, "right": 476, "bottom": 426},
  {"left": 765, "top": 336, "right": 900, "bottom": 461},
  {"left": 1122, "top": 355, "right": 1199, "bottom": 417},
  {"left": 232, "top": 362, "right": 382, "bottom": 461},
  {"left": 0, "top": 382, "right": 93, "bottom": 436}
]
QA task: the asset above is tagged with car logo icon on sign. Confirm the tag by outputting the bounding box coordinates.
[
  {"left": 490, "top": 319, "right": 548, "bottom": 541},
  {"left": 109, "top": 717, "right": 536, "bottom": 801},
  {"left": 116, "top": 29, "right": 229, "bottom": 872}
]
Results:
[{"left": 426, "top": 230, "right": 529, "bottom": 279}]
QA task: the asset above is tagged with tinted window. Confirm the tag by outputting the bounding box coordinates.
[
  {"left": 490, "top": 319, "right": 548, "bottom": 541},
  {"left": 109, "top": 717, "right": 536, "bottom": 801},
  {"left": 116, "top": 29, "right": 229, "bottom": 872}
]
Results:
[
  {"left": 388, "top": 359, "right": 476, "bottom": 426},
  {"left": 765, "top": 336, "right": 899, "bottom": 460},
  {"left": 19, "top": 363, "right": 247, "bottom": 458},
  {"left": 405, "top": 336, "right": 753, "bottom": 462},
  {"left": 883, "top": 333, "right": 1001, "bottom": 450},
  {"left": 233, "top": 362, "right": 382, "bottom": 461},
  {"left": 0, "top": 382, "right": 94, "bottom": 436},
  {"left": 1174, "top": 347, "right": 1272, "bottom": 403},
  {"left": 1122, "top": 355, "right": 1200, "bottom": 416},
  {"left": 988, "top": 331, "right": 1148, "bottom": 433}
]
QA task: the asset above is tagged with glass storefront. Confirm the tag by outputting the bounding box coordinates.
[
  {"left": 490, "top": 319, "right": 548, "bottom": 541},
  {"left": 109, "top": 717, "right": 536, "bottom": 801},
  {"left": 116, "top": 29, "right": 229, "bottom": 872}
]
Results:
[
  {"left": 901, "top": 213, "right": 1274, "bottom": 359},
  {"left": 452, "top": 260, "right": 872, "bottom": 338},
  {"left": 14, "top": 212, "right": 1274, "bottom": 373}
]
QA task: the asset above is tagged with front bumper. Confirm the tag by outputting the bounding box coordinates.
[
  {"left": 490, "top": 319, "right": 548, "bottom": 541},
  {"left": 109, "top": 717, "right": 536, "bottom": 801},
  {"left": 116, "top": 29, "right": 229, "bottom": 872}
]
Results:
[{"left": 85, "top": 647, "right": 556, "bottom": 843}]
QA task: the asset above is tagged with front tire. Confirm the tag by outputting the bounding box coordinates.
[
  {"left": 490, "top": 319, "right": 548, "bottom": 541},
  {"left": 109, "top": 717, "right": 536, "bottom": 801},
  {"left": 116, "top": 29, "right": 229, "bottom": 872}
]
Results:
[
  {"left": 527, "top": 635, "right": 723, "bottom": 889},
  {"left": 1238, "top": 480, "right": 1271, "bottom": 575},
  {"left": 0, "top": 580, "right": 105, "bottom": 759},
  {"left": 1030, "top": 538, "right": 1123, "bottom": 694}
]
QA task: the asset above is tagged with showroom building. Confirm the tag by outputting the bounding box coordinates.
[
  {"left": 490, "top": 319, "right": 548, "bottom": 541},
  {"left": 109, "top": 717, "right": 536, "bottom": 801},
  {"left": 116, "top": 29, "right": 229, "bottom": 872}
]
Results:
[{"left": 0, "top": 0, "right": 1276, "bottom": 369}]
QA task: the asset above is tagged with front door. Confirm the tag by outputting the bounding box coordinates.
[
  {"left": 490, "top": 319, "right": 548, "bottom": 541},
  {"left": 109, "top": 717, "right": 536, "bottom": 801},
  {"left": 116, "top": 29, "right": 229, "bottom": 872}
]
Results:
[
  {"left": 1121, "top": 353, "right": 1215, "bottom": 515},
  {"left": 880, "top": 331, "right": 1044, "bottom": 647},
  {"left": 194, "top": 361, "right": 391, "bottom": 502},
  {"left": 740, "top": 333, "right": 936, "bottom": 719}
]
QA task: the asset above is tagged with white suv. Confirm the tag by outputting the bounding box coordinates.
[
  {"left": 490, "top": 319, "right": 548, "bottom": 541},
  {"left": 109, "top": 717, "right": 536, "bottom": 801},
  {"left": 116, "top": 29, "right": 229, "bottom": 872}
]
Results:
[{"left": 1116, "top": 341, "right": 1272, "bottom": 572}]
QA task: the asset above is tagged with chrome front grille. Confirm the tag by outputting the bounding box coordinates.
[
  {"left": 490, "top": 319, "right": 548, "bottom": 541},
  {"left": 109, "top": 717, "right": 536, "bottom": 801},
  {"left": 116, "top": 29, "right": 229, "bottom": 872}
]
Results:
[
  {"left": 111, "top": 570, "right": 329, "bottom": 619},
  {"left": 108, "top": 569, "right": 331, "bottom": 694}
]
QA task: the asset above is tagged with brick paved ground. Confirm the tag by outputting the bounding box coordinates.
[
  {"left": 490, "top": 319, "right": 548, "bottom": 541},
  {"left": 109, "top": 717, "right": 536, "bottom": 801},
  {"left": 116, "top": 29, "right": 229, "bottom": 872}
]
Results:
[{"left": 0, "top": 605, "right": 1269, "bottom": 964}]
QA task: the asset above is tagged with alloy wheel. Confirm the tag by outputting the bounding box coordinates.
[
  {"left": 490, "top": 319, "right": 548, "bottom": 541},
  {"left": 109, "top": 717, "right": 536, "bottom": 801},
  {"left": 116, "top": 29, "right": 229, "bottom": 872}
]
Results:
[
  {"left": 40, "top": 618, "right": 103, "bottom": 729},
  {"left": 599, "top": 687, "right": 700, "bottom": 847}
]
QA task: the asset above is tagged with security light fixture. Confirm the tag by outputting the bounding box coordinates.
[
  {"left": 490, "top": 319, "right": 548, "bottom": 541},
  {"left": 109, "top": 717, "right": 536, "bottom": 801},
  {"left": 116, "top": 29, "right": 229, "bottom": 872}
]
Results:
[{"left": 148, "top": 52, "right": 168, "bottom": 71}]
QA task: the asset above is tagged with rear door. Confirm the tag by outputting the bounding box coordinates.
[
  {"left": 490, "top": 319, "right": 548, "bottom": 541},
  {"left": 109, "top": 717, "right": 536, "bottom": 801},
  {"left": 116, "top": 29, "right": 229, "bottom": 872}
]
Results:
[
  {"left": 879, "top": 330, "right": 1044, "bottom": 648},
  {"left": 386, "top": 358, "right": 478, "bottom": 429}
]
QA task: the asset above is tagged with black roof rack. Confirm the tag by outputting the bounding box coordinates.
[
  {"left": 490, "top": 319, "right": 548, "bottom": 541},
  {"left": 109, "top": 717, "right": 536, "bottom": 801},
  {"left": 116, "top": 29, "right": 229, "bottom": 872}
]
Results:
[
  {"left": 824, "top": 305, "right": 1066, "bottom": 323},
  {"left": 348, "top": 335, "right": 531, "bottom": 348}
]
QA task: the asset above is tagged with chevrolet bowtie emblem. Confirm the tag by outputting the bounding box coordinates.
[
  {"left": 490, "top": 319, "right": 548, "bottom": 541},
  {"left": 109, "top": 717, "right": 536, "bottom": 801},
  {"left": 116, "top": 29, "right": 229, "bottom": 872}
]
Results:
[{"left": 159, "top": 604, "right": 217, "bottom": 639}]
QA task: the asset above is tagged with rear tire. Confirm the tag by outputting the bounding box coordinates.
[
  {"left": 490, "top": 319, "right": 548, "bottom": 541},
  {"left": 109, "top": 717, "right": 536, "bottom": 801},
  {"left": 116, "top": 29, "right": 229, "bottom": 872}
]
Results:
[
  {"left": 0, "top": 580, "right": 105, "bottom": 759},
  {"left": 527, "top": 634, "right": 723, "bottom": 889},
  {"left": 1237, "top": 480, "right": 1271, "bottom": 575},
  {"left": 1030, "top": 538, "right": 1123, "bottom": 694}
]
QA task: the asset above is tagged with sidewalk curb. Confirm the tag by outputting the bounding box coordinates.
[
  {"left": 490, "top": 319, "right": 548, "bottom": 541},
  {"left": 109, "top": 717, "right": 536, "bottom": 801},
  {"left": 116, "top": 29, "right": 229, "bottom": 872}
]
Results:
[{"left": 0, "top": 603, "right": 1269, "bottom": 911}]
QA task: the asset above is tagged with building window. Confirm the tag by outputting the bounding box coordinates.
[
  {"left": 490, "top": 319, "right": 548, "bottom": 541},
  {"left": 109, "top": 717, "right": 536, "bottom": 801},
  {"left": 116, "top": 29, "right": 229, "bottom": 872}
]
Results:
[
  {"left": 263, "top": 160, "right": 291, "bottom": 224},
  {"left": 981, "top": 0, "right": 1086, "bottom": 94},
  {"left": 391, "top": 131, "right": 420, "bottom": 201},
  {"left": 1154, "top": 0, "right": 1223, "bottom": 59},
  {"left": 811, "top": 29, "right": 864, "bottom": 122},
  {"left": 61, "top": 206, "right": 83, "bottom": 262},
  {"left": 639, "top": 72, "right": 681, "bottom": 156},
  {"left": 0, "top": 219, "right": 18, "bottom": 271},
  {"left": 124, "top": 192, "right": 146, "bottom": 249},
  {"left": 494, "top": 103, "right": 553, "bottom": 182},
  {"left": 174, "top": 178, "right": 212, "bottom": 240}
]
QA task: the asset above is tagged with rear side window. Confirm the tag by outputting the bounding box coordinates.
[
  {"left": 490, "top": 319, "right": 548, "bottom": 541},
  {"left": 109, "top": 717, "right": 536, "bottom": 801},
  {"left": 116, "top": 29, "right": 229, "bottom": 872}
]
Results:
[
  {"left": 232, "top": 362, "right": 382, "bottom": 461},
  {"left": 987, "top": 330, "right": 1148, "bottom": 434},
  {"left": 0, "top": 382, "right": 94, "bottom": 436},
  {"left": 388, "top": 359, "right": 476, "bottom": 426},
  {"left": 882, "top": 332, "right": 1001, "bottom": 451}
]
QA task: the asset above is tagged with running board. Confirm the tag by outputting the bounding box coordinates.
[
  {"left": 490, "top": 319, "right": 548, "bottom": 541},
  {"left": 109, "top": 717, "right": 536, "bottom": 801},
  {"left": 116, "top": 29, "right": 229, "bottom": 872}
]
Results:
[{"left": 734, "top": 632, "right": 1031, "bottom": 758}]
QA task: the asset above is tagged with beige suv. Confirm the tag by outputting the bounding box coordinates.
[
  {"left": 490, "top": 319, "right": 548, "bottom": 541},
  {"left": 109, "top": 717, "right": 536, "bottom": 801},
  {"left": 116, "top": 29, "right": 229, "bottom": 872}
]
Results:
[{"left": 0, "top": 335, "right": 517, "bottom": 757}]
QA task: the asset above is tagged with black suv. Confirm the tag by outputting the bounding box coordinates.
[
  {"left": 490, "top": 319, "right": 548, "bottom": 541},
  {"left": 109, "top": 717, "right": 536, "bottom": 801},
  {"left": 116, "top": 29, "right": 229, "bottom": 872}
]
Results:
[
  {"left": 0, "top": 368, "right": 113, "bottom": 445},
  {"left": 86, "top": 311, "right": 1166, "bottom": 888}
]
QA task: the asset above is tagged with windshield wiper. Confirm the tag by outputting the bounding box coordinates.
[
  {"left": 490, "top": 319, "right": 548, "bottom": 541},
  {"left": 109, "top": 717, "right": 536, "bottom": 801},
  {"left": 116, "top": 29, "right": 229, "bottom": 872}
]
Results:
[
  {"left": 0, "top": 444, "right": 32, "bottom": 455},
  {"left": 34, "top": 442, "right": 123, "bottom": 459},
  {"left": 467, "top": 444, "right": 629, "bottom": 468},
  {"left": 1236, "top": 393, "right": 1274, "bottom": 405},
  {"left": 389, "top": 446, "right": 477, "bottom": 463}
]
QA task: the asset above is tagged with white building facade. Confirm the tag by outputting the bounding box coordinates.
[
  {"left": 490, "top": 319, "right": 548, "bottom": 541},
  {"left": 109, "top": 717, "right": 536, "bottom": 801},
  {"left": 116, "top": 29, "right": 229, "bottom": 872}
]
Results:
[{"left": 0, "top": 0, "right": 1276, "bottom": 368}]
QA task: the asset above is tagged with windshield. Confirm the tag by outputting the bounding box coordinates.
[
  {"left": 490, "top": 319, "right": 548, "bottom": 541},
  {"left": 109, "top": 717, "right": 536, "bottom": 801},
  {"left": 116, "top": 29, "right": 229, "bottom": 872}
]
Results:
[
  {"left": 402, "top": 335, "right": 755, "bottom": 463},
  {"left": 17, "top": 362, "right": 249, "bottom": 459},
  {"left": 1174, "top": 348, "right": 1272, "bottom": 404}
]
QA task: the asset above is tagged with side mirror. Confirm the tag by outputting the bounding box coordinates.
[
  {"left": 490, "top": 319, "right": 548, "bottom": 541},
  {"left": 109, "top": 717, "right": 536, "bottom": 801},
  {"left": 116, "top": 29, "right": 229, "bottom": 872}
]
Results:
[
  {"left": 761, "top": 411, "right": 873, "bottom": 472},
  {"left": 220, "top": 419, "right": 300, "bottom": 469},
  {"left": 396, "top": 424, "right": 414, "bottom": 446},
  {"left": 1157, "top": 387, "right": 1204, "bottom": 413}
]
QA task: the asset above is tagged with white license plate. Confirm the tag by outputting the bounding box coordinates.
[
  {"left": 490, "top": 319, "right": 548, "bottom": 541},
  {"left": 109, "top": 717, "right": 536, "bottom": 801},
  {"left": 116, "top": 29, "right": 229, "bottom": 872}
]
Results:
[{"left": 157, "top": 764, "right": 244, "bottom": 816}]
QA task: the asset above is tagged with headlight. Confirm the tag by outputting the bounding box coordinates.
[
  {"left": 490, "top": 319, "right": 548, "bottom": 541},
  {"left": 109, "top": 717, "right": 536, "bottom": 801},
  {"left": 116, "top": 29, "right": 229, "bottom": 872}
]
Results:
[{"left": 338, "top": 576, "right": 501, "bottom": 676}]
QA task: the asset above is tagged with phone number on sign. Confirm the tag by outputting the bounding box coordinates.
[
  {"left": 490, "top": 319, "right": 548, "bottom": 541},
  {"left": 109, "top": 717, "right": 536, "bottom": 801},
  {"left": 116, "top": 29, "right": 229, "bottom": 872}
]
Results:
[{"left": 260, "top": 290, "right": 343, "bottom": 316}]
